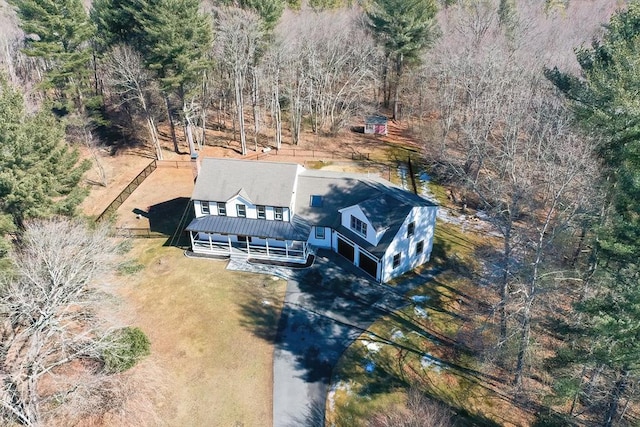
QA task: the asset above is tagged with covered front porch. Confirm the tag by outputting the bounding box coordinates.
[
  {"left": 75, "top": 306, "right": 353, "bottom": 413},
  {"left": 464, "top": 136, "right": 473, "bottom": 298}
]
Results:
[
  {"left": 189, "top": 231, "right": 310, "bottom": 263},
  {"left": 186, "top": 215, "right": 312, "bottom": 264}
]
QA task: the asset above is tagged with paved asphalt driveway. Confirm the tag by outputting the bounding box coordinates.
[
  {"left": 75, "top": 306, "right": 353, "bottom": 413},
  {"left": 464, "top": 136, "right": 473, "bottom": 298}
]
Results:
[{"left": 271, "top": 250, "right": 419, "bottom": 427}]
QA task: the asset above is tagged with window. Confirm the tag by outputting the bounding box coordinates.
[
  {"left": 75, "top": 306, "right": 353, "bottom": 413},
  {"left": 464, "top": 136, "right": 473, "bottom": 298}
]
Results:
[
  {"left": 393, "top": 253, "right": 401, "bottom": 269},
  {"left": 257, "top": 205, "right": 266, "bottom": 219},
  {"left": 274, "top": 207, "right": 283, "bottom": 221},
  {"left": 201, "top": 201, "right": 210, "bottom": 215},
  {"left": 237, "top": 204, "right": 246, "bottom": 217},
  {"left": 350, "top": 215, "right": 367, "bottom": 237},
  {"left": 416, "top": 240, "right": 424, "bottom": 255},
  {"left": 217, "top": 202, "right": 226, "bottom": 216},
  {"left": 407, "top": 221, "right": 415, "bottom": 237},
  {"left": 315, "top": 227, "right": 325, "bottom": 239},
  {"left": 310, "top": 195, "right": 323, "bottom": 207}
]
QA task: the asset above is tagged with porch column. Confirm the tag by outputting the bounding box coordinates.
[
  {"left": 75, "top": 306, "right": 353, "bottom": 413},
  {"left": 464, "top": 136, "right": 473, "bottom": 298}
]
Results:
[
  {"left": 285, "top": 241, "right": 289, "bottom": 258},
  {"left": 265, "top": 239, "right": 270, "bottom": 256},
  {"left": 246, "top": 236, "right": 250, "bottom": 257},
  {"left": 190, "top": 231, "right": 195, "bottom": 251},
  {"left": 227, "top": 235, "right": 232, "bottom": 255},
  {"left": 208, "top": 233, "right": 213, "bottom": 251}
]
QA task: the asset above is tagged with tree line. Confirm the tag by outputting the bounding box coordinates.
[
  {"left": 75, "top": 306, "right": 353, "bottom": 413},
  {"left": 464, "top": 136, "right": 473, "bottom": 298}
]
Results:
[
  {"left": 0, "top": 0, "right": 440, "bottom": 160},
  {"left": 1, "top": 0, "right": 640, "bottom": 425},
  {"left": 422, "top": 1, "right": 640, "bottom": 426}
]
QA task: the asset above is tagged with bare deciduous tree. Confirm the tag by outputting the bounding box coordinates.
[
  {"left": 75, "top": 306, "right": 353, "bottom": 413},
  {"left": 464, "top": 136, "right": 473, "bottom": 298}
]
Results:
[
  {"left": 424, "top": 0, "right": 603, "bottom": 387},
  {"left": 367, "top": 387, "right": 454, "bottom": 427},
  {"left": 275, "top": 8, "right": 378, "bottom": 141},
  {"left": 0, "top": 219, "right": 153, "bottom": 426},
  {"left": 214, "top": 7, "right": 263, "bottom": 156},
  {"left": 104, "top": 44, "right": 163, "bottom": 160}
]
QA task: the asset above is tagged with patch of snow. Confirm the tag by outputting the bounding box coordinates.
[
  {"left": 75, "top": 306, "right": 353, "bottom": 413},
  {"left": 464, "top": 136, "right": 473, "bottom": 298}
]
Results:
[
  {"left": 391, "top": 330, "right": 405, "bottom": 341},
  {"left": 411, "top": 295, "right": 429, "bottom": 304},
  {"left": 360, "top": 340, "right": 381, "bottom": 353},
  {"left": 414, "top": 306, "right": 428, "bottom": 318},
  {"left": 421, "top": 354, "right": 443, "bottom": 373},
  {"left": 397, "top": 165, "right": 409, "bottom": 190},
  {"left": 261, "top": 299, "right": 271, "bottom": 306},
  {"left": 328, "top": 380, "right": 353, "bottom": 413},
  {"left": 364, "top": 360, "right": 376, "bottom": 373},
  {"left": 475, "top": 210, "right": 489, "bottom": 220}
]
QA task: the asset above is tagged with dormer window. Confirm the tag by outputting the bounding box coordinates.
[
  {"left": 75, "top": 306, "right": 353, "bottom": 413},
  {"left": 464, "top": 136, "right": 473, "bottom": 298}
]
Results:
[
  {"left": 201, "top": 201, "right": 210, "bottom": 214},
  {"left": 274, "top": 207, "right": 283, "bottom": 221},
  {"left": 217, "top": 202, "right": 226, "bottom": 216},
  {"left": 257, "top": 205, "right": 266, "bottom": 219},
  {"left": 237, "top": 204, "right": 246, "bottom": 217},
  {"left": 350, "top": 215, "right": 367, "bottom": 237}
]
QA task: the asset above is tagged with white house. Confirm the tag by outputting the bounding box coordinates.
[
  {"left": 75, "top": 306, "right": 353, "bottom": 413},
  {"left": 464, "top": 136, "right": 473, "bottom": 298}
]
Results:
[{"left": 186, "top": 158, "right": 437, "bottom": 283}]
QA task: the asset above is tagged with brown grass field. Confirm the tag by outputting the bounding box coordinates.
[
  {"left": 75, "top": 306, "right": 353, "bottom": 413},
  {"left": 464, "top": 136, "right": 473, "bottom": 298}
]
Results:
[
  {"left": 81, "top": 158, "right": 288, "bottom": 426},
  {"left": 118, "top": 241, "right": 286, "bottom": 426}
]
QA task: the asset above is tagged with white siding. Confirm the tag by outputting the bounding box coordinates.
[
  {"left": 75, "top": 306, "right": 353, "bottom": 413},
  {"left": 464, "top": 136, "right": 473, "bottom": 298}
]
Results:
[
  {"left": 339, "top": 205, "right": 378, "bottom": 245},
  {"left": 380, "top": 206, "right": 437, "bottom": 283},
  {"left": 194, "top": 200, "right": 207, "bottom": 218},
  {"left": 196, "top": 196, "right": 291, "bottom": 222},
  {"left": 226, "top": 195, "right": 254, "bottom": 218},
  {"left": 308, "top": 226, "right": 332, "bottom": 248}
]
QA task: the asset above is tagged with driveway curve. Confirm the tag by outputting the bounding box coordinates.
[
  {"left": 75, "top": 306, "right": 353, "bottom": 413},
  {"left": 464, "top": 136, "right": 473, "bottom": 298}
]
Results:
[
  {"left": 271, "top": 250, "right": 421, "bottom": 427},
  {"left": 227, "top": 249, "right": 432, "bottom": 426}
]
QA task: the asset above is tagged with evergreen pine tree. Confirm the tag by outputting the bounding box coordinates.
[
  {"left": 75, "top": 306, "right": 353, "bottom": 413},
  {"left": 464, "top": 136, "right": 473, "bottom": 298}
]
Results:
[
  {"left": 0, "top": 78, "right": 90, "bottom": 229},
  {"left": 8, "top": 0, "right": 95, "bottom": 114},
  {"left": 546, "top": 3, "right": 640, "bottom": 425},
  {"left": 366, "top": 0, "right": 438, "bottom": 119}
]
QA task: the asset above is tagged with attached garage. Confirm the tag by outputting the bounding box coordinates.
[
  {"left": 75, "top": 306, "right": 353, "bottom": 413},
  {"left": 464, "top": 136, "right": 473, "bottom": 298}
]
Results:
[
  {"left": 337, "top": 237, "right": 355, "bottom": 262},
  {"left": 358, "top": 252, "right": 378, "bottom": 279}
]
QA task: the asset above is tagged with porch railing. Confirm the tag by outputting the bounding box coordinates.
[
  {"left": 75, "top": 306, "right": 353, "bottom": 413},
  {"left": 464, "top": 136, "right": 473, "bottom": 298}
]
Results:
[{"left": 192, "top": 239, "right": 308, "bottom": 262}]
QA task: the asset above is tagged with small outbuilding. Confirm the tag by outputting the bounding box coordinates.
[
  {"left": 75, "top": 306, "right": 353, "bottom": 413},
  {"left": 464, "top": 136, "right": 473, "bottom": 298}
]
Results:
[{"left": 364, "top": 115, "right": 388, "bottom": 135}]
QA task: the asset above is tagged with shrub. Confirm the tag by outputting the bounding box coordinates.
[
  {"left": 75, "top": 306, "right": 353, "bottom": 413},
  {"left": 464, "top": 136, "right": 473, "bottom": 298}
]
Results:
[{"left": 103, "top": 327, "right": 151, "bottom": 373}]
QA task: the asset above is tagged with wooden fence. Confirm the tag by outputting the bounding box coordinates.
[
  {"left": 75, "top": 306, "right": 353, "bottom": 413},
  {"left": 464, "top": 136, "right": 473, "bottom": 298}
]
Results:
[
  {"left": 96, "top": 160, "right": 157, "bottom": 222},
  {"left": 245, "top": 147, "right": 370, "bottom": 161},
  {"left": 113, "top": 227, "right": 168, "bottom": 238},
  {"left": 155, "top": 160, "right": 195, "bottom": 168}
]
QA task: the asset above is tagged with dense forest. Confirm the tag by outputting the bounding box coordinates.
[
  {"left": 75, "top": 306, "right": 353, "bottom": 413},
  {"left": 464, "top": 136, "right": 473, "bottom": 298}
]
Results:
[{"left": 0, "top": 0, "right": 639, "bottom": 425}]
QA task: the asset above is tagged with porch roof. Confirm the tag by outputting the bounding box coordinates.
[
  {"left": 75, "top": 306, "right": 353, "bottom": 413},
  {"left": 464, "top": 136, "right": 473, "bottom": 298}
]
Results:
[{"left": 186, "top": 215, "right": 311, "bottom": 241}]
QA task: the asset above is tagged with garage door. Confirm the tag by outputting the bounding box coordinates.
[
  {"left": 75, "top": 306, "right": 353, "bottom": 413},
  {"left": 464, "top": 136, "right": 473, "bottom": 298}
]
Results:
[
  {"left": 358, "top": 252, "right": 378, "bottom": 279},
  {"left": 337, "top": 238, "right": 355, "bottom": 262}
]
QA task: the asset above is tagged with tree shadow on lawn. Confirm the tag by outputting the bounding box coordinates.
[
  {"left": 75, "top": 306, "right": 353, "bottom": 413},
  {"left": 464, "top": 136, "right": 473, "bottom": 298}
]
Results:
[
  {"left": 237, "top": 246, "right": 521, "bottom": 425},
  {"left": 239, "top": 250, "right": 502, "bottom": 385}
]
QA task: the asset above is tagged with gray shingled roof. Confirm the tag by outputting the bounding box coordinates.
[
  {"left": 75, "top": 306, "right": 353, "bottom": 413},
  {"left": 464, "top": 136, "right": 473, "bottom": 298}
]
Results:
[
  {"left": 192, "top": 158, "right": 300, "bottom": 207},
  {"left": 186, "top": 215, "right": 311, "bottom": 241},
  {"left": 366, "top": 115, "right": 388, "bottom": 125},
  {"left": 189, "top": 159, "right": 437, "bottom": 255},
  {"left": 294, "top": 169, "right": 436, "bottom": 255},
  {"left": 294, "top": 171, "right": 380, "bottom": 228}
]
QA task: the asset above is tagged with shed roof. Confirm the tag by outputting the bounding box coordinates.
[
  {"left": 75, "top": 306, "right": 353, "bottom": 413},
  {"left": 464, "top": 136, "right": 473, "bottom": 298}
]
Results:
[
  {"left": 365, "top": 115, "right": 388, "bottom": 125},
  {"left": 192, "top": 158, "right": 301, "bottom": 207}
]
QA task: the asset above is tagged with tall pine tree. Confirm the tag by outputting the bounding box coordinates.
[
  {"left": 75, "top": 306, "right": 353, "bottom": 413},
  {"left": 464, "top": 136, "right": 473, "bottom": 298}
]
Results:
[
  {"left": 91, "top": 0, "right": 212, "bottom": 153},
  {"left": 366, "top": 0, "right": 438, "bottom": 119},
  {"left": 0, "top": 77, "right": 90, "bottom": 229},
  {"left": 546, "top": 2, "right": 640, "bottom": 425},
  {"left": 8, "top": 0, "right": 95, "bottom": 114}
]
